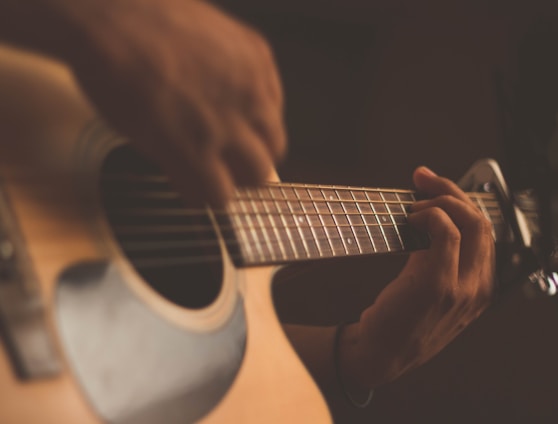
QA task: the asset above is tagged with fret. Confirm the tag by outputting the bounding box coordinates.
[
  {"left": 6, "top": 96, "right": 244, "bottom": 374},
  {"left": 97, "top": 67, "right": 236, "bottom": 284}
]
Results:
[
  {"left": 350, "top": 190, "right": 376, "bottom": 253},
  {"left": 336, "top": 189, "right": 362, "bottom": 255},
  {"left": 321, "top": 189, "right": 350, "bottom": 256},
  {"left": 227, "top": 199, "right": 257, "bottom": 263},
  {"left": 364, "top": 191, "right": 394, "bottom": 252},
  {"left": 278, "top": 186, "right": 311, "bottom": 259},
  {"left": 290, "top": 187, "right": 321, "bottom": 257},
  {"left": 294, "top": 186, "right": 311, "bottom": 200},
  {"left": 237, "top": 196, "right": 272, "bottom": 263},
  {"left": 265, "top": 194, "right": 296, "bottom": 261},
  {"left": 382, "top": 192, "right": 405, "bottom": 251},
  {"left": 268, "top": 186, "right": 304, "bottom": 260},
  {"left": 346, "top": 192, "right": 375, "bottom": 254},
  {"left": 356, "top": 193, "right": 389, "bottom": 252},
  {"left": 257, "top": 188, "right": 294, "bottom": 261},
  {"left": 300, "top": 195, "right": 333, "bottom": 257},
  {"left": 246, "top": 189, "right": 281, "bottom": 262},
  {"left": 311, "top": 189, "right": 344, "bottom": 256},
  {"left": 225, "top": 183, "right": 504, "bottom": 267},
  {"left": 394, "top": 191, "right": 429, "bottom": 250},
  {"left": 307, "top": 187, "right": 325, "bottom": 201}
]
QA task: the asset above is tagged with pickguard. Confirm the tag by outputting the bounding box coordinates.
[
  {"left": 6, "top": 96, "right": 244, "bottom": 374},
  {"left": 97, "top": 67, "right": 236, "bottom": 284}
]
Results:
[{"left": 55, "top": 261, "right": 246, "bottom": 424}]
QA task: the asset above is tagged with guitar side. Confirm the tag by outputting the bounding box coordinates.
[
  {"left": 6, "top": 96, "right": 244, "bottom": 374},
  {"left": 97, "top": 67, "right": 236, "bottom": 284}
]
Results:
[{"left": 0, "top": 45, "right": 331, "bottom": 424}]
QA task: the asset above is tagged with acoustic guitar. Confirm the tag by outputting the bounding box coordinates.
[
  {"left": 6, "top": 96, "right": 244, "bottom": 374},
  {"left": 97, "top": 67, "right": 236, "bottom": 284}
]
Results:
[{"left": 0, "top": 45, "right": 543, "bottom": 423}]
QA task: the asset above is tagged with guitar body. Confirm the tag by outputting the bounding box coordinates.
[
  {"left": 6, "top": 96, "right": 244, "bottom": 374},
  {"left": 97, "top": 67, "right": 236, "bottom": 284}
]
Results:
[{"left": 0, "top": 45, "right": 331, "bottom": 423}]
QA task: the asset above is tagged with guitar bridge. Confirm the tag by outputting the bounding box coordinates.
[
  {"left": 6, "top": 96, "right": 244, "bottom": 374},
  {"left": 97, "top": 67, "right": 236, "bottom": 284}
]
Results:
[{"left": 0, "top": 186, "right": 61, "bottom": 379}]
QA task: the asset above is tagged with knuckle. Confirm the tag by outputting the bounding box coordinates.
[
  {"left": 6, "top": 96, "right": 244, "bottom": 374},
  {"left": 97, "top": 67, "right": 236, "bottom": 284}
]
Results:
[
  {"left": 251, "top": 112, "right": 286, "bottom": 159},
  {"left": 436, "top": 177, "right": 456, "bottom": 193},
  {"left": 476, "top": 278, "right": 494, "bottom": 306},
  {"left": 459, "top": 286, "right": 476, "bottom": 307},
  {"left": 439, "top": 287, "right": 458, "bottom": 314},
  {"left": 272, "top": 127, "right": 287, "bottom": 159},
  {"left": 438, "top": 194, "right": 457, "bottom": 207},
  {"left": 427, "top": 276, "right": 455, "bottom": 302},
  {"left": 428, "top": 207, "right": 461, "bottom": 243},
  {"left": 429, "top": 206, "right": 447, "bottom": 221},
  {"left": 443, "top": 224, "right": 461, "bottom": 244},
  {"left": 472, "top": 212, "right": 492, "bottom": 235}
]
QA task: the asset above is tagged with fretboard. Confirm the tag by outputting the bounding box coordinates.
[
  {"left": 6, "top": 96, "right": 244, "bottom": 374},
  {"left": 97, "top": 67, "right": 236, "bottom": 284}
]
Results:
[{"left": 220, "top": 182, "right": 506, "bottom": 267}]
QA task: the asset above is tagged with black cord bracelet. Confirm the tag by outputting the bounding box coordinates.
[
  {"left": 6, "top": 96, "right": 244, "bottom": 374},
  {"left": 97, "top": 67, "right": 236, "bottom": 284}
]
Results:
[{"left": 333, "top": 322, "right": 374, "bottom": 408}]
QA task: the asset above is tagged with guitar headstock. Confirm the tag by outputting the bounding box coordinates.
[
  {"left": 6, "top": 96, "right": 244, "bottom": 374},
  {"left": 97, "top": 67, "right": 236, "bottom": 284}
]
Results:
[{"left": 459, "top": 159, "right": 558, "bottom": 296}]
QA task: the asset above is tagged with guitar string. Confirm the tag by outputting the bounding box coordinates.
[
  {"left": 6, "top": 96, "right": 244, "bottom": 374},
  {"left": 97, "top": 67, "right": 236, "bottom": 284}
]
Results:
[
  {"left": 105, "top": 205, "right": 505, "bottom": 218},
  {"left": 109, "top": 214, "right": 505, "bottom": 236},
  {"left": 121, "top": 229, "right": 421, "bottom": 268},
  {"left": 29, "top": 203, "right": 509, "bottom": 269},
  {"left": 20, "top": 221, "right": 508, "bottom": 267},
  {"left": 6, "top": 177, "right": 504, "bottom": 213},
  {"left": 111, "top": 220, "right": 510, "bottom": 269},
  {"left": 110, "top": 224, "right": 505, "bottom": 259},
  {"left": 105, "top": 201, "right": 504, "bottom": 217},
  {"left": 101, "top": 190, "right": 499, "bottom": 203},
  {"left": 103, "top": 217, "right": 508, "bottom": 266},
  {"left": 103, "top": 192, "right": 507, "bottom": 266},
  {"left": 98, "top": 196, "right": 502, "bottom": 212},
  {"left": 104, "top": 197, "right": 505, "bottom": 233},
  {"left": 4, "top": 176, "right": 513, "bottom": 266},
  {"left": 103, "top": 188, "right": 505, "bottom": 264}
]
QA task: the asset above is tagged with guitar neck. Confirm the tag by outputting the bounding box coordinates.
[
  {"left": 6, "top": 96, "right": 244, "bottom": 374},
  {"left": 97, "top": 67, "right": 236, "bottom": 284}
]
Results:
[{"left": 220, "top": 182, "right": 506, "bottom": 267}]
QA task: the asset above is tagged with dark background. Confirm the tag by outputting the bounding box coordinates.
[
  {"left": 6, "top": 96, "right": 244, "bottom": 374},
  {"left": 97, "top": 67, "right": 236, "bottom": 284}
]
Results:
[{"left": 213, "top": 1, "right": 558, "bottom": 422}]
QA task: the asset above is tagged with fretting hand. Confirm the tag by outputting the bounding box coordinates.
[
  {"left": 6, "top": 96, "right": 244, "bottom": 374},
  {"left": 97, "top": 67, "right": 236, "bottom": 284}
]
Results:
[{"left": 339, "top": 166, "right": 495, "bottom": 390}]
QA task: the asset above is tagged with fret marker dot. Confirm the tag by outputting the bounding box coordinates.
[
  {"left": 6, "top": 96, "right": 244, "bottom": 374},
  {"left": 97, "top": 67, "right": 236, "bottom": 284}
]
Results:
[
  {"left": 347, "top": 238, "right": 352, "bottom": 244},
  {"left": 382, "top": 216, "right": 388, "bottom": 222},
  {"left": 329, "top": 195, "right": 334, "bottom": 200},
  {"left": 298, "top": 216, "right": 304, "bottom": 223}
]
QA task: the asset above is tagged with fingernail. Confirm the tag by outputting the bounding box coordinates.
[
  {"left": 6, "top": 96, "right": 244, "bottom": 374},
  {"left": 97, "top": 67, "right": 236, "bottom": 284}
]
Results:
[{"left": 419, "top": 166, "right": 437, "bottom": 176}]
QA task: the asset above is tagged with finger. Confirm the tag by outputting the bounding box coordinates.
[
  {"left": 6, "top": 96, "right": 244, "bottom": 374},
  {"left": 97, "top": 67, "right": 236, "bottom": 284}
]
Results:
[
  {"left": 232, "top": 83, "right": 286, "bottom": 162},
  {"left": 221, "top": 117, "right": 277, "bottom": 186},
  {"left": 406, "top": 207, "right": 460, "bottom": 281},
  {"left": 411, "top": 195, "right": 493, "bottom": 280},
  {"left": 246, "top": 27, "right": 285, "bottom": 107},
  {"left": 168, "top": 153, "right": 237, "bottom": 208},
  {"left": 413, "top": 167, "right": 475, "bottom": 207},
  {"left": 135, "top": 135, "right": 237, "bottom": 208},
  {"left": 249, "top": 101, "right": 287, "bottom": 163},
  {"left": 411, "top": 195, "right": 482, "bottom": 230}
]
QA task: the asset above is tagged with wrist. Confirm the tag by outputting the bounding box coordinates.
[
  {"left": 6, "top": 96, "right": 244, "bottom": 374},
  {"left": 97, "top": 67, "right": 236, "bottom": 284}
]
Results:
[{"left": 334, "top": 322, "right": 374, "bottom": 408}]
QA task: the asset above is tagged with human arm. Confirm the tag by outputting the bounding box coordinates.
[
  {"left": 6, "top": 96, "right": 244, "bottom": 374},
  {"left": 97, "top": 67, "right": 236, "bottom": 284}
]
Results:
[
  {"left": 0, "top": 0, "right": 286, "bottom": 206},
  {"left": 285, "top": 166, "right": 495, "bottom": 401}
]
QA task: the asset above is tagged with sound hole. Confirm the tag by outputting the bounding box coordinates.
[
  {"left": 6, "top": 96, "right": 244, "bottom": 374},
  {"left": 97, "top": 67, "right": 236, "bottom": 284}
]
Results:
[{"left": 100, "top": 145, "right": 223, "bottom": 309}]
